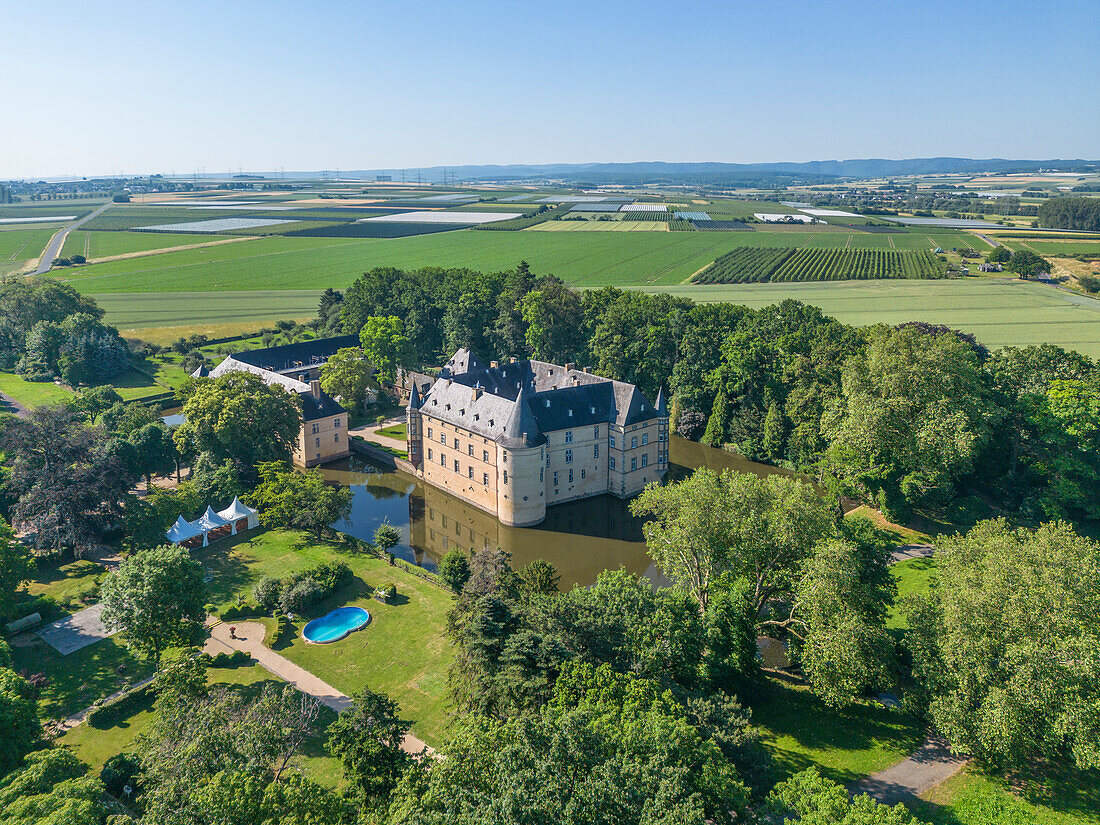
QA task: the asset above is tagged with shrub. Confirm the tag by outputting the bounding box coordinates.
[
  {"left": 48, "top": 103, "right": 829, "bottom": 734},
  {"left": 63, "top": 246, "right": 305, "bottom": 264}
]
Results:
[
  {"left": 384, "top": 583, "right": 397, "bottom": 600},
  {"left": 210, "top": 649, "right": 251, "bottom": 668},
  {"left": 437, "top": 549, "right": 470, "bottom": 593},
  {"left": 204, "top": 603, "right": 217, "bottom": 616},
  {"left": 253, "top": 576, "right": 282, "bottom": 611},
  {"left": 280, "top": 577, "right": 323, "bottom": 614},
  {"left": 221, "top": 602, "right": 260, "bottom": 621},
  {"left": 1079, "top": 274, "right": 1100, "bottom": 294},
  {"left": 88, "top": 682, "right": 157, "bottom": 728},
  {"left": 9, "top": 595, "right": 62, "bottom": 624},
  {"left": 101, "top": 753, "right": 142, "bottom": 798},
  {"left": 265, "top": 613, "right": 292, "bottom": 647}
]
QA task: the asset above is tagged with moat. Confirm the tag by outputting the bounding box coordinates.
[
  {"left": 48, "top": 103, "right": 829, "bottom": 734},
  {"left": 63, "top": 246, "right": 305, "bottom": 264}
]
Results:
[{"left": 319, "top": 436, "right": 795, "bottom": 588}]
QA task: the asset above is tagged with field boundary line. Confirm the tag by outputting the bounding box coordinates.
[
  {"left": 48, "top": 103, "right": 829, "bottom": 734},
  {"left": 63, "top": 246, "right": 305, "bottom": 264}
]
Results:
[{"left": 84, "top": 234, "right": 262, "bottom": 264}]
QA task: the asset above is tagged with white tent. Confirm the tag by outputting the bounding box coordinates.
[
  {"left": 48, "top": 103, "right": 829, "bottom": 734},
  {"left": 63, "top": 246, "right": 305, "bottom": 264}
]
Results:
[
  {"left": 217, "top": 497, "right": 260, "bottom": 534},
  {"left": 166, "top": 515, "right": 203, "bottom": 545},
  {"left": 196, "top": 507, "right": 230, "bottom": 547}
]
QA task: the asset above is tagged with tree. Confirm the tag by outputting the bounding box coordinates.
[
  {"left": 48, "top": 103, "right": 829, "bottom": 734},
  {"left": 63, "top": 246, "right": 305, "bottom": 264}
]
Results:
[
  {"left": 0, "top": 749, "right": 105, "bottom": 825},
  {"left": 318, "top": 346, "right": 374, "bottom": 408},
  {"left": 251, "top": 463, "right": 352, "bottom": 537},
  {"left": 766, "top": 767, "right": 921, "bottom": 824},
  {"left": 100, "top": 545, "right": 207, "bottom": 667},
  {"left": 0, "top": 521, "right": 34, "bottom": 622},
  {"left": 987, "top": 246, "right": 1011, "bottom": 263},
  {"left": 359, "top": 315, "right": 411, "bottom": 384},
  {"left": 519, "top": 277, "right": 589, "bottom": 363},
  {"left": 1007, "top": 249, "right": 1052, "bottom": 279},
  {"left": 437, "top": 548, "right": 470, "bottom": 593},
  {"left": 905, "top": 519, "right": 1100, "bottom": 771},
  {"left": 173, "top": 371, "right": 302, "bottom": 471},
  {"left": 516, "top": 559, "right": 561, "bottom": 595},
  {"left": 373, "top": 521, "right": 402, "bottom": 553},
  {"left": 127, "top": 422, "right": 178, "bottom": 488},
  {"left": 326, "top": 688, "right": 415, "bottom": 807},
  {"left": 0, "top": 668, "right": 41, "bottom": 778}
]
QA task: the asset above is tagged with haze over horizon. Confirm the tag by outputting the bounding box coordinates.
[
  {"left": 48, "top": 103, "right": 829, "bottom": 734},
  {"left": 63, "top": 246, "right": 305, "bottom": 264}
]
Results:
[{"left": 3, "top": 0, "right": 1098, "bottom": 179}]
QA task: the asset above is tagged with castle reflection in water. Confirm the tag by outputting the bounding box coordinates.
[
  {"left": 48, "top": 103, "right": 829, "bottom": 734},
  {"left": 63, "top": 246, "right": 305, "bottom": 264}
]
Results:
[{"left": 319, "top": 435, "right": 792, "bottom": 589}]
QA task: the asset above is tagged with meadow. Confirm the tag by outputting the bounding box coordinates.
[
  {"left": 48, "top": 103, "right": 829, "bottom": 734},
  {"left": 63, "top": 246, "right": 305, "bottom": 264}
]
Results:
[
  {"left": 61, "top": 229, "right": 249, "bottom": 259},
  {"left": 636, "top": 278, "right": 1100, "bottom": 358},
  {"left": 0, "top": 226, "right": 56, "bottom": 271},
  {"left": 58, "top": 227, "right": 981, "bottom": 297}
]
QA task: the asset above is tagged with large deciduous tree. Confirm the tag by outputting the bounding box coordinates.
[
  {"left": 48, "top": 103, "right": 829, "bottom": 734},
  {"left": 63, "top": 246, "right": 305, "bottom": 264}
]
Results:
[
  {"left": 326, "top": 688, "right": 415, "bottom": 809},
  {"left": 359, "top": 315, "right": 411, "bottom": 384},
  {"left": 318, "top": 346, "right": 374, "bottom": 408},
  {"left": 904, "top": 519, "right": 1100, "bottom": 771},
  {"left": 0, "top": 667, "right": 41, "bottom": 778},
  {"left": 100, "top": 545, "right": 207, "bottom": 667},
  {"left": 0, "top": 521, "right": 34, "bottom": 622},
  {"left": 173, "top": 371, "right": 301, "bottom": 471},
  {"left": 250, "top": 462, "right": 352, "bottom": 537}
]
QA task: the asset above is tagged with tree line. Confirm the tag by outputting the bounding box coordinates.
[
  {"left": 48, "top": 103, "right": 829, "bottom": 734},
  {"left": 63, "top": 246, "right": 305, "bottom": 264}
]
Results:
[{"left": 327, "top": 264, "right": 1100, "bottom": 525}]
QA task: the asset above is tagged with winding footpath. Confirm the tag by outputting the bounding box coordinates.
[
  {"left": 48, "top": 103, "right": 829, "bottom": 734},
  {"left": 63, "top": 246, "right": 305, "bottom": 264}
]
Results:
[
  {"left": 848, "top": 543, "right": 969, "bottom": 804},
  {"left": 202, "top": 619, "right": 432, "bottom": 756}
]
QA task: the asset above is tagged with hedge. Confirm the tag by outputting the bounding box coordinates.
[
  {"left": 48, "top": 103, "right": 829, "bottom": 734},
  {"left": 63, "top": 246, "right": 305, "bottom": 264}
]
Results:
[{"left": 87, "top": 682, "right": 157, "bottom": 729}]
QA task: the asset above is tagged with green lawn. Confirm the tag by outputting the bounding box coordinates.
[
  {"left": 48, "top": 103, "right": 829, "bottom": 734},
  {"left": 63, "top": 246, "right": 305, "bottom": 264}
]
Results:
[
  {"left": 915, "top": 764, "right": 1100, "bottom": 825},
  {"left": 888, "top": 557, "right": 938, "bottom": 630},
  {"left": 750, "top": 675, "right": 925, "bottom": 785},
  {"left": 196, "top": 529, "right": 454, "bottom": 746},
  {"left": 374, "top": 423, "right": 408, "bottom": 441},
  {"left": 18, "top": 558, "right": 104, "bottom": 608},
  {"left": 0, "top": 371, "right": 75, "bottom": 408},
  {"left": 10, "top": 636, "right": 154, "bottom": 723},
  {"left": 59, "top": 663, "right": 343, "bottom": 788},
  {"left": 635, "top": 278, "right": 1100, "bottom": 359}
]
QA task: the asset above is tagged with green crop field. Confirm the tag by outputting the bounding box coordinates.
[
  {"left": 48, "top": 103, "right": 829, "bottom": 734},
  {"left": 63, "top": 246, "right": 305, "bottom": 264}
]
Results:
[
  {"left": 1004, "top": 239, "right": 1100, "bottom": 255},
  {"left": 90, "top": 290, "right": 325, "bottom": 335},
  {"left": 527, "top": 220, "right": 669, "bottom": 232},
  {"left": 633, "top": 278, "right": 1100, "bottom": 358},
  {"left": 62, "top": 229, "right": 255, "bottom": 259},
  {"left": 0, "top": 226, "right": 56, "bottom": 269},
  {"left": 695, "top": 247, "right": 944, "bottom": 283}
]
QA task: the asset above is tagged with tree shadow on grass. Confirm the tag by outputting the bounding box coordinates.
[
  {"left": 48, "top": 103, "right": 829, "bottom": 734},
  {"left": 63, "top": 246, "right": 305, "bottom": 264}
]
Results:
[{"left": 747, "top": 676, "right": 926, "bottom": 786}]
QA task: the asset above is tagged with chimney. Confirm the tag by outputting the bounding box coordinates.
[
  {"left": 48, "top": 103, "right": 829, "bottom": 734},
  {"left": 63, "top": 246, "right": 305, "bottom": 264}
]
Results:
[
  {"left": 572, "top": 376, "right": 579, "bottom": 386},
  {"left": 509, "top": 356, "right": 517, "bottom": 364},
  {"left": 310, "top": 380, "right": 321, "bottom": 400},
  {"left": 490, "top": 360, "right": 499, "bottom": 369},
  {"left": 472, "top": 387, "right": 482, "bottom": 400},
  {"left": 582, "top": 366, "right": 590, "bottom": 373},
  {"left": 565, "top": 362, "right": 575, "bottom": 372}
]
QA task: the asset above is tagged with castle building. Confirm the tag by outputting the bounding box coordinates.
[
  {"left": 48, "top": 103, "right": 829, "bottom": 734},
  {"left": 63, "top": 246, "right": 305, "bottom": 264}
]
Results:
[
  {"left": 206, "top": 335, "right": 358, "bottom": 468},
  {"left": 406, "top": 348, "right": 669, "bottom": 527}
]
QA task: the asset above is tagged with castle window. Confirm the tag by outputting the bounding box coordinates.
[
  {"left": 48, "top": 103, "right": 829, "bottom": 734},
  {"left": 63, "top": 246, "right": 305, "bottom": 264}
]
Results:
[
  {"left": 565, "top": 430, "right": 573, "bottom": 443},
  {"left": 454, "top": 459, "right": 460, "bottom": 472},
  {"left": 631, "top": 436, "right": 638, "bottom": 449},
  {"left": 581, "top": 469, "right": 585, "bottom": 479},
  {"left": 428, "top": 449, "right": 433, "bottom": 460},
  {"left": 565, "top": 449, "right": 573, "bottom": 463},
  {"left": 428, "top": 428, "right": 433, "bottom": 439},
  {"left": 315, "top": 438, "right": 320, "bottom": 448},
  {"left": 468, "top": 466, "right": 473, "bottom": 479},
  {"left": 454, "top": 437, "right": 459, "bottom": 449},
  {"left": 311, "top": 423, "right": 319, "bottom": 434},
  {"left": 439, "top": 432, "right": 445, "bottom": 444},
  {"left": 441, "top": 453, "right": 446, "bottom": 466},
  {"left": 468, "top": 444, "right": 474, "bottom": 456},
  {"left": 483, "top": 450, "right": 489, "bottom": 462},
  {"left": 553, "top": 471, "right": 558, "bottom": 486},
  {"left": 540, "top": 468, "right": 544, "bottom": 483},
  {"left": 641, "top": 454, "right": 648, "bottom": 467},
  {"left": 569, "top": 469, "right": 573, "bottom": 483},
  {"left": 631, "top": 457, "right": 637, "bottom": 471},
  {"left": 642, "top": 433, "right": 648, "bottom": 446},
  {"left": 567, "top": 409, "right": 573, "bottom": 417},
  {"left": 504, "top": 470, "right": 509, "bottom": 484},
  {"left": 594, "top": 444, "right": 599, "bottom": 459},
  {"left": 546, "top": 456, "right": 550, "bottom": 467},
  {"left": 334, "top": 434, "right": 339, "bottom": 443},
  {"left": 593, "top": 426, "right": 599, "bottom": 438},
  {"left": 610, "top": 435, "right": 616, "bottom": 448},
  {"left": 483, "top": 473, "right": 489, "bottom": 485},
  {"left": 334, "top": 418, "right": 341, "bottom": 428},
  {"left": 544, "top": 399, "right": 550, "bottom": 408},
  {"left": 610, "top": 457, "right": 616, "bottom": 470}
]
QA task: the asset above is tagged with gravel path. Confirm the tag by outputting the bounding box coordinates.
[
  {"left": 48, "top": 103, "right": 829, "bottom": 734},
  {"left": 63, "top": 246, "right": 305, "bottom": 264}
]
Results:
[{"left": 850, "top": 734, "right": 968, "bottom": 804}]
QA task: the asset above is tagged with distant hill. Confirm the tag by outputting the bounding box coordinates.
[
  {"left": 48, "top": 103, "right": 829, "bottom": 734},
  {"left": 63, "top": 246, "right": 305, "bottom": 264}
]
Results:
[{"left": 324, "top": 158, "right": 1099, "bottom": 187}]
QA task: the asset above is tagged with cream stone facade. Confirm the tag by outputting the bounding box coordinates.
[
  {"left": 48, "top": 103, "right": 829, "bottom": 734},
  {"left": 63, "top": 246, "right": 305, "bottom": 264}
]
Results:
[
  {"left": 407, "top": 349, "right": 669, "bottom": 527},
  {"left": 207, "top": 335, "right": 357, "bottom": 468}
]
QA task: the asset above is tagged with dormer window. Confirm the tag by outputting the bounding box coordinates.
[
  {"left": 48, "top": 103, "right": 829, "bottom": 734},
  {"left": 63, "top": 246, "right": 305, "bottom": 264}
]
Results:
[
  {"left": 474, "top": 414, "right": 480, "bottom": 421},
  {"left": 567, "top": 409, "right": 573, "bottom": 417},
  {"left": 590, "top": 406, "right": 596, "bottom": 414},
  {"left": 544, "top": 399, "right": 550, "bottom": 408},
  {"left": 445, "top": 404, "right": 451, "bottom": 411}
]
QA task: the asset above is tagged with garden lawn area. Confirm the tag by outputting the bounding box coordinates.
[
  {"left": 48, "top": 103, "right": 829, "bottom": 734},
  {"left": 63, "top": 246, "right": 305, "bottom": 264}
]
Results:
[
  {"left": 374, "top": 422, "right": 407, "bottom": 441},
  {"left": 196, "top": 529, "right": 454, "bottom": 746},
  {"left": 0, "top": 371, "right": 74, "bottom": 408},
  {"left": 10, "top": 636, "right": 154, "bottom": 723},
  {"left": 750, "top": 675, "right": 924, "bottom": 785},
  {"left": 18, "top": 558, "right": 104, "bottom": 608},
  {"left": 888, "top": 557, "right": 938, "bottom": 630},
  {"left": 914, "top": 764, "right": 1100, "bottom": 825},
  {"left": 59, "top": 663, "right": 344, "bottom": 788}
]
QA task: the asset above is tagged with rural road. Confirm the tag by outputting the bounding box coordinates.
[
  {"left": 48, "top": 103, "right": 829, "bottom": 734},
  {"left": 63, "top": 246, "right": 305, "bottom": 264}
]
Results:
[{"left": 32, "top": 202, "right": 112, "bottom": 275}]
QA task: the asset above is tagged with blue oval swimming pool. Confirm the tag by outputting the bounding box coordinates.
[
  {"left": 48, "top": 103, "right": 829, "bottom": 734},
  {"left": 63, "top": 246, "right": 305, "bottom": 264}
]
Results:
[{"left": 302, "top": 606, "right": 371, "bottom": 643}]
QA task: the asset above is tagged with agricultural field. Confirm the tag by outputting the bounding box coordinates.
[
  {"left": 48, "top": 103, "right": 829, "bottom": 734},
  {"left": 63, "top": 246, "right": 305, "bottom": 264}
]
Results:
[
  {"left": 61, "top": 229, "right": 249, "bottom": 259},
  {"left": 636, "top": 278, "right": 1100, "bottom": 358},
  {"left": 1002, "top": 239, "right": 1100, "bottom": 255},
  {"left": 527, "top": 220, "right": 669, "bottom": 232},
  {"left": 694, "top": 248, "right": 944, "bottom": 283},
  {"left": 0, "top": 226, "right": 56, "bottom": 271}
]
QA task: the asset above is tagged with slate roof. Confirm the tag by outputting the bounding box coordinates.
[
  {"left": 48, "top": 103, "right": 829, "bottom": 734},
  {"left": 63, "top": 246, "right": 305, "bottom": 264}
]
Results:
[
  {"left": 300, "top": 387, "right": 346, "bottom": 422},
  {"left": 232, "top": 334, "right": 360, "bottom": 374},
  {"left": 417, "top": 350, "right": 664, "bottom": 444}
]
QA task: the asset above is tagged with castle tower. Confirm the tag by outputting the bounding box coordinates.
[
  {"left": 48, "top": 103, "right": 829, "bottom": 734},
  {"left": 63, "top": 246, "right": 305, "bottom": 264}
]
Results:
[
  {"left": 406, "top": 381, "right": 423, "bottom": 470},
  {"left": 496, "top": 386, "right": 547, "bottom": 527},
  {"left": 655, "top": 385, "right": 670, "bottom": 474}
]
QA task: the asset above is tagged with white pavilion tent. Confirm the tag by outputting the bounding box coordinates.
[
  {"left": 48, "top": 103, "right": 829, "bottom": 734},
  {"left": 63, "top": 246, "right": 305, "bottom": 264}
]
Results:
[{"left": 165, "top": 498, "right": 260, "bottom": 547}]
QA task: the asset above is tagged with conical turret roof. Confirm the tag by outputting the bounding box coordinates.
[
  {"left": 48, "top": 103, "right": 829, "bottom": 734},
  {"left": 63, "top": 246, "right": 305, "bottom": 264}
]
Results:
[
  {"left": 654, "top": 385, "right": 668, "bottom": 415},
  {"left": 498, "top": 386, "right": 545, "bottom": 448},
  {"left": 406, "top": 380, "right": 422, "bottom": 411}
]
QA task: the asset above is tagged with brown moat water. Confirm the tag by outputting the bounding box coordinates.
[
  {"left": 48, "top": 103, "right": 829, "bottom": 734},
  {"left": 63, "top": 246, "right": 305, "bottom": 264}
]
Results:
[{"left": 319, "top": 435, "right": 795, "bottom": 589}]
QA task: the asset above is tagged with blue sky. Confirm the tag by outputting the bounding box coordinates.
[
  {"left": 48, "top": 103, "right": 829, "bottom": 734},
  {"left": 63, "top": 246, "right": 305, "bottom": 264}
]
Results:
[{"left": 3, "top": 0, "right": 1098, "bottom": 178}]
